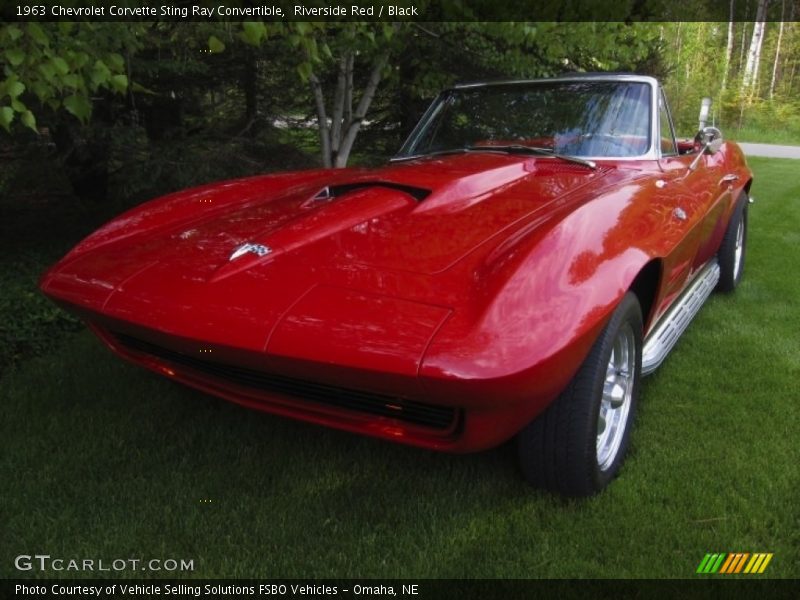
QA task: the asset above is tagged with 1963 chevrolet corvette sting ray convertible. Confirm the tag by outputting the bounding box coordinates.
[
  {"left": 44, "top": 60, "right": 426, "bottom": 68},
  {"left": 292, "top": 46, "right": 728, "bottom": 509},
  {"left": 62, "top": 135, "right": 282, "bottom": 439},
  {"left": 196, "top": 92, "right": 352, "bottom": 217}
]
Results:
[{"left": 41, "top": 74, "right": 752, "bottom": 496}]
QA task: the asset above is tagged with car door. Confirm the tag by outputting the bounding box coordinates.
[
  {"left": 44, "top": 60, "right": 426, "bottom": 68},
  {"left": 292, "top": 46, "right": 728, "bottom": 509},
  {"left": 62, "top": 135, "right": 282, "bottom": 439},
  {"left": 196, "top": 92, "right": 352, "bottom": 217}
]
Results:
[
  {"left": 656, "top": 90, "right": 733, "bottom": 275},
  {"left": 647, "top": 89, "right": 713, "bottom": 317},
  {"left": 689, "top": 147, "right": 735, "bottom": 270}
]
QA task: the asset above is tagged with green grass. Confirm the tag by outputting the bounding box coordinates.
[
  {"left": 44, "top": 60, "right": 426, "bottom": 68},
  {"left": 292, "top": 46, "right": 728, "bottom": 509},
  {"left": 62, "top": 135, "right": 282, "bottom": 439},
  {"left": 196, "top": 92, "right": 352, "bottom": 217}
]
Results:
[
  {"left": 729, "top": 124, "right": 800, "bottom": 146},
  {"left": 2, "top": 158, "right": 799, "bottom": 579}
]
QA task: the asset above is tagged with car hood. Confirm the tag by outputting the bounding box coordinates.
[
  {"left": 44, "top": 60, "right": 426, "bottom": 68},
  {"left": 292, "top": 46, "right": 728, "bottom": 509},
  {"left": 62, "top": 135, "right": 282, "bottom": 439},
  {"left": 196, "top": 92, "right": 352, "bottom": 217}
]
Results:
[
  {"left": 99, "top": 153, "right": 609, "bottom": 278},
  {"left": 42, "top": 153, "right": 624, "bottom": 378},
  {"left": 43, "top": 153, "right": 621, "bottom": 318}
]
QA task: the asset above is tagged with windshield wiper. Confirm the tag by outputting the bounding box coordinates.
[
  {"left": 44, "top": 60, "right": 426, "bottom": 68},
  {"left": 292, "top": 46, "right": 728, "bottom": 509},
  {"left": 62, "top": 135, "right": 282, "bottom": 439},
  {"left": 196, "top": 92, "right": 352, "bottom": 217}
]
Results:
[
  {"left": 389, "top": 148, "right": 476, "bottom": 162},
  {"left": 391, "top": 144, "right": 596, "bottom": 170},
  {"left": 468, "top": 144, "right": 596, "bottom": 169}
]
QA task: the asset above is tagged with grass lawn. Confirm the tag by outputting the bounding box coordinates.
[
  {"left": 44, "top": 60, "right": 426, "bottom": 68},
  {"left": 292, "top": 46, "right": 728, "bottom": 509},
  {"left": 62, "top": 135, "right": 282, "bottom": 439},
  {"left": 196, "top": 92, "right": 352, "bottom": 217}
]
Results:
[
  {"left": 730, "top": 124, "right": 800, "bottom": 146},
  {"left": 1, "top": 158, "right": 798, "bottom": 580}
]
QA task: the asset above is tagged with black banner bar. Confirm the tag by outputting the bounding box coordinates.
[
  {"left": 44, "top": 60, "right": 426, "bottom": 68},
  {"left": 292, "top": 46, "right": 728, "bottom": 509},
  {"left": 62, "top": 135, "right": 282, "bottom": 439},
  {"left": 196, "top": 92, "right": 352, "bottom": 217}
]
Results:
[
  {"left": 3, "top": 579, "right": 800, "bottom": 600},
  {"left": 3, "top": 0, "right": 800, "bottom": 23}
]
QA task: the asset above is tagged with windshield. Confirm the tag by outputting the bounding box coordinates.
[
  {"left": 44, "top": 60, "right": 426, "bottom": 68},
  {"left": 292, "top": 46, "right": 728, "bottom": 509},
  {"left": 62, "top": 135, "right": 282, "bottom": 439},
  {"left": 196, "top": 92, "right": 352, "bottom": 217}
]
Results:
[{"left": 398, "top": 80, "right": 652, "bottom": 159}]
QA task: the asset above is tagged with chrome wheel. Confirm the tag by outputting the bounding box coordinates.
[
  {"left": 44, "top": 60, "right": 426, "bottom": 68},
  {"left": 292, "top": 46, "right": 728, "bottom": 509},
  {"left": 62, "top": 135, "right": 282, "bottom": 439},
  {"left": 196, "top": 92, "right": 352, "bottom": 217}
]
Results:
[
  {"left": 733, "top": 218, "right": 744, "bottom": 280},
  {"left": 717, "top": 196, "right": 747, "bottom": 293},
  {"left": 518, "top": 292, "right": 642, "bottom": 496},
  {"left": 597, "top": 322, "right": 636, "bottom": 471}
]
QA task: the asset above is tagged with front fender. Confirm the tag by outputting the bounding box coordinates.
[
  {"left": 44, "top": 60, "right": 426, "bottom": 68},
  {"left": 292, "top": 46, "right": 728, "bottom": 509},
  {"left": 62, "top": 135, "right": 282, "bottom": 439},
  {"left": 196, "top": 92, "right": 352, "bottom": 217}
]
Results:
[{"left": 420, "top": 179, "right": 657, "bottom": 429}]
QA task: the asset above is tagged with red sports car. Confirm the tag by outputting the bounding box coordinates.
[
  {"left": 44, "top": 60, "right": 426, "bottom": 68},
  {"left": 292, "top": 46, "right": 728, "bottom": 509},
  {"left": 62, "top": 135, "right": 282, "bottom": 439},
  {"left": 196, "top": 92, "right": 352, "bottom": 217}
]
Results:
[{"left": 41, "top": 74, "right": 752, "bottom": 496}]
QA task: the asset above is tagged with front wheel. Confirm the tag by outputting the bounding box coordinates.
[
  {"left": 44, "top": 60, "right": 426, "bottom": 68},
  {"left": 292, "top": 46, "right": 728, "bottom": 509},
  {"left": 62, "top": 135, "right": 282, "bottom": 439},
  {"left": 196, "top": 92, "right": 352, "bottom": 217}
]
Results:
[
  {"left": 717, "top": 193, "right": 748, "bottom": 293},
  {"left": 517, "top": 292, "right": 643, "bottom": 496}
]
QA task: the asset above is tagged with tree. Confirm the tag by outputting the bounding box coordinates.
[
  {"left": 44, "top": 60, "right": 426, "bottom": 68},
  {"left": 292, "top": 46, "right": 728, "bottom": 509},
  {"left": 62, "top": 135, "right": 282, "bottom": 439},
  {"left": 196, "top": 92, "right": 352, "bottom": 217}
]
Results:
[
  {"left": 741, "top": 0, "right": 770, "bottom": 97},
  {"left": 205, "top": 21, "right": 397, "bottom": 168},
  {"left": 211, "top": 20, "right": 664, "bottom": 168},
  {"left": 297, "top": 23, "right": 398, "bottom": 168},
  {"left": 288, "top": 21, "right": 663, "bottom": 167},
  {"left": 721, "top": 0, "right": 736, "bottom": 93},
  {"left": 0, "top": 22, "right": 137, "bottom": 132},
  {"left": 769, "top": 0, "right": 786, "bottom": 98}
]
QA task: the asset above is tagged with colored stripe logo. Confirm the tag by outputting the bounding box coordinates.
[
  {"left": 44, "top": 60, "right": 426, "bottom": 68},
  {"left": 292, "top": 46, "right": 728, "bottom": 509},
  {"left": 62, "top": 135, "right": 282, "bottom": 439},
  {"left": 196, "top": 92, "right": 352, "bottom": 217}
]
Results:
[{"left": 696, "top": 553, "right": 773, "bottom": 574}]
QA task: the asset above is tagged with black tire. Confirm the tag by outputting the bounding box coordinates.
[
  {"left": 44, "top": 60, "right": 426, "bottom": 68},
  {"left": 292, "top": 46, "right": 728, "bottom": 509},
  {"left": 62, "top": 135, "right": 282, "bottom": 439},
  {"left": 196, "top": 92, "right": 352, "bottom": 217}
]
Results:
[
  {"left": 517, "top": 292, "right": 643, "bottom": 497},
  {"left": 716, "top": 194, "right": 748, "bottom": 293}
]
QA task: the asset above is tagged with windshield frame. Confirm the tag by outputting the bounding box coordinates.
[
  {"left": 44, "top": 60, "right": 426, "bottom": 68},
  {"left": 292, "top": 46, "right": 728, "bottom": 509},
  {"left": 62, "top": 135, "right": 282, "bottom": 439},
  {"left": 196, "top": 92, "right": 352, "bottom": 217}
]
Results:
[{"left": 394, "top": 74, "right": 661, "bottom": 162}]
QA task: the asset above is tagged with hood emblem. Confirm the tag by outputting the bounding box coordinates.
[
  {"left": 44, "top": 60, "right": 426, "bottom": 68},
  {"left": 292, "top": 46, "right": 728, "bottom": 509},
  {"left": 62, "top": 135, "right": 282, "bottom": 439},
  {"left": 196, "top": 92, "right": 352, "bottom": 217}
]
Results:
[{"left": 229, "top": 243, "right": 272, "bottom": 261}]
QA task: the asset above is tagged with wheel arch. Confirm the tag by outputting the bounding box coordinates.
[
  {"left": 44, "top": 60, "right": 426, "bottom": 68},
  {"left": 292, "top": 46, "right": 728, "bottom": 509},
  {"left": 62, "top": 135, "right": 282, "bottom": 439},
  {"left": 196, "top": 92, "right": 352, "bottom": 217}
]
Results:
[{"left": 627, "top": 258, "right": 663, "bottom": 332}]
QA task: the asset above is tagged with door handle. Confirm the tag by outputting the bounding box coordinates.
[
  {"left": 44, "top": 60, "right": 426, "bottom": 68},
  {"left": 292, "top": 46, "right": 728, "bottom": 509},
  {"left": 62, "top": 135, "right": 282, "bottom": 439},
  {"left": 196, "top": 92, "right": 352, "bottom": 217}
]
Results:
[{"left": 719, "top": 174, "right": 739, "bottom": 186}]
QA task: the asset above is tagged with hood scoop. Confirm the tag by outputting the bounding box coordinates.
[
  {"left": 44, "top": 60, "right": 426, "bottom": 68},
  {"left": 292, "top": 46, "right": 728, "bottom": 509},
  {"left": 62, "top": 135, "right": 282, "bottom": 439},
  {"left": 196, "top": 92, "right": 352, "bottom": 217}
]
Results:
[
  {"left": 208, "top": 185, "right": 420, "bottom": 282},
  {"left": 306, "top": 181, "right": 430, "bottom": 206}
]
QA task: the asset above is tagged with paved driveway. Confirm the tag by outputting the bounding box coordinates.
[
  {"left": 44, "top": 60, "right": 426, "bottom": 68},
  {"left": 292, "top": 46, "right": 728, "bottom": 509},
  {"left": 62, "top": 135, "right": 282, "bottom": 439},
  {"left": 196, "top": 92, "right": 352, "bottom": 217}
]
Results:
[{"left": 738, "top": 143, "right": 800, "bottom": 159}]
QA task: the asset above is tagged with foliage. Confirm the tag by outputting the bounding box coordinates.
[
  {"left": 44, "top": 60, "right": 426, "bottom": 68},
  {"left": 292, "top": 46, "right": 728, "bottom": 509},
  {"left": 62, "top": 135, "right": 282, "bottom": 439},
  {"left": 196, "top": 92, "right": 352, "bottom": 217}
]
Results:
[
  {"left": 661, "top": 19, "right": 800, "bottom": 139},
  {"left": 106, "top": 124, "right": 316, "bottom": 204},
  {"left": 0, "top": 22, "right": 138, "bottom": 132},
  {"left": 0, "top": 113, "right": 315, "bottom": 376},
  {"left": 0, "top": 149, "right": 88, "bottom": 375},
  {"left": 730, "top": 102, "right": 800, "bottom": 144},
  {"left": 207, "top": 21, "right": 403, "bottom": 167},
  {"left": 0, "top": 253, "right": 82, "bottom": 374},
  {"left": 202, "top": 21, "right": 663, "bottom": 167},
  {"left": 1, "top": 19, "right": 796, "bottom": 212}
]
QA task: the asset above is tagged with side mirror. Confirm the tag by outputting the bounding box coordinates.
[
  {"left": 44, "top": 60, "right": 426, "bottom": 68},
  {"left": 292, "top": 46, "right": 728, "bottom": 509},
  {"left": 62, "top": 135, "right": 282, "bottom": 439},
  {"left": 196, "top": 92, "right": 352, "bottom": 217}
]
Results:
[
  {"left": 689, "top": 126, "right": 724, "bottom": 171},
  {"left": 695, "top": 126, "right": 723, "bottom": 155}
]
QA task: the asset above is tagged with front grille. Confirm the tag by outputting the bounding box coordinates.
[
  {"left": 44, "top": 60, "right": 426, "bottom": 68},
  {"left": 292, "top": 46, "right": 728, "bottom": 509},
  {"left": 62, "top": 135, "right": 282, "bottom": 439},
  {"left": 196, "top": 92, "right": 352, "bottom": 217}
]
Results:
[{"left": 112, "top": 332, "right": 457, "bottom": 431}]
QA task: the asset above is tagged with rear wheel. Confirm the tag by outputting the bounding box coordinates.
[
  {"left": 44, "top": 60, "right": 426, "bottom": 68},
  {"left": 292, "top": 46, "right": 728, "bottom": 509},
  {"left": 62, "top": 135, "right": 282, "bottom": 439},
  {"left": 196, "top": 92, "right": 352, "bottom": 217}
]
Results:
[
  {"left": 517, "top": 292, "right": 643, "bottom": 496},
  {"left": 717, "top": 193, "right": 748, "bottom": 292}
]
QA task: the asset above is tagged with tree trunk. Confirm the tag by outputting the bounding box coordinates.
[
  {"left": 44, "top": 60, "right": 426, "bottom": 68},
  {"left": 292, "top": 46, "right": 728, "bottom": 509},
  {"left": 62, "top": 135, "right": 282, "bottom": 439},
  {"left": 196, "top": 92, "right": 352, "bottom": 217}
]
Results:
[
  {"left": 741, "top": 0, "right": 769, "bottom": 96},
  {"left": 329, "top": 53, "right": 348, "bottom": 162},
  {"left": 309, "top": 73, "right": 332, "bottom": 168},
  {"left": 769, "top": 0, "right": 785, "bottom": 98},
  {"left": 309, "top": 49, "right": 388, "bottom": 168},
  {"left": 721, "top": 0, "right": 735, "bottom": 92},
  {"left": 673, "top": 22, "right": 684, "bottom": 117},
  {"left": 787, "top": 5, "right": 796, "bottom": 94},
  {"left": 738, "top": 2, "right": 750, "bottom": 73},
  {"left": 750, "top": 22, "right": 766, "bottom": 99},
  {"left": 334, "top": 51, "right": 389, "bottom": 168},
  {"left": 242, "top": 50, "right": 258, "bottom": 135}
]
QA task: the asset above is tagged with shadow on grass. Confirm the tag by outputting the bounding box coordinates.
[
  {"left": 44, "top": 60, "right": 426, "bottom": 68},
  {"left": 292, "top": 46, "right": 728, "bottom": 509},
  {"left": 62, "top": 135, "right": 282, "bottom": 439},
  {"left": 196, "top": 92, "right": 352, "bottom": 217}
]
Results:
[{"left": 3, "top": 332, "right": 568, "bottom": 578}]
